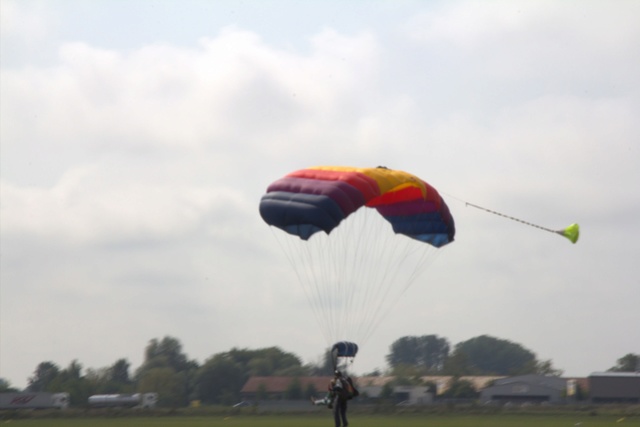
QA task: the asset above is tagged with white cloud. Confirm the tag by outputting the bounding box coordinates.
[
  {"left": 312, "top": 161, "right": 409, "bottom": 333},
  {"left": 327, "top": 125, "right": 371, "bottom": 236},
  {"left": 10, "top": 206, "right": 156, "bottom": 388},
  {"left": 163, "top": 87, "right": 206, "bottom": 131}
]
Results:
[
  {"left": 1, "top": 168, "right": 251, "bottom": 245},
  {"left": 1, "top": 26, "right": 381, "bottom": 171},
  {"left": 406, "top": 1, "right": 533, "bottom": 46},
  {"left": 405, "top": 1, "right": 640, "bottom": 94}
]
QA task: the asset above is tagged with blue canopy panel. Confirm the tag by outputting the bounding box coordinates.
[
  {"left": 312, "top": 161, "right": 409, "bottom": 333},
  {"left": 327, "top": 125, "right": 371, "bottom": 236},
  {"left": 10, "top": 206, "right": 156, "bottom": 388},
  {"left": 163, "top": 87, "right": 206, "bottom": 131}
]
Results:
[
  {"left": 259, "top": 192, "right": 346, "bottom": 240},
  {"left": 384, "top": 212, "right": 453, "bottom": 247},
  {"left": 331, "top": 341, "right": 359, "bottom": 358}
]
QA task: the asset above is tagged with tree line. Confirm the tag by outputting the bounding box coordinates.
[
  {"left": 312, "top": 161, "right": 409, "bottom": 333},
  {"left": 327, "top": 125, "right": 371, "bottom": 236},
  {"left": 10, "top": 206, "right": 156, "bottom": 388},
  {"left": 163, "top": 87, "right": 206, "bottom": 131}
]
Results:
[
  {"left": 1, "top": 334, "right": 637, "bottom": 407},
  {"left": 386, "top": 334, "right": 563, "bottom": 377}
]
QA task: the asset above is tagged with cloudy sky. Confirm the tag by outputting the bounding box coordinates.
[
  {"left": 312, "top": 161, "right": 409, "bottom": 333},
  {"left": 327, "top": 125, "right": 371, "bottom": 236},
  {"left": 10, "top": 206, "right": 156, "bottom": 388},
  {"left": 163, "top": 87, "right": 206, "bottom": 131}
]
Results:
[{"left": 2, "top": 0, "right": 639, "bottom": 389}]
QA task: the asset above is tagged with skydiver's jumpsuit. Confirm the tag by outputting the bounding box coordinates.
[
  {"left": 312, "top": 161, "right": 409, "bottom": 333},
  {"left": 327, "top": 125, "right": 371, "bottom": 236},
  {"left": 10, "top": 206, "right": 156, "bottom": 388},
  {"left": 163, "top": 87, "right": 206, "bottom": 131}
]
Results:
[
  {"left": 331, "top": 377, "right": 349, "bottom": 427},
  {"left": 311, "top": 378, "right": 336, "bottom": 406}
]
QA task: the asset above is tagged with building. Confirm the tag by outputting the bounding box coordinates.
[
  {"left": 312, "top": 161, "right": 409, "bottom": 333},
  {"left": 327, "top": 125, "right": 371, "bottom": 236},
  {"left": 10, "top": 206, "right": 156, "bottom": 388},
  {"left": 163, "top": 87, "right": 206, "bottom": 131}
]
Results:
[
  {"left": 589, "top": 372, "right": 640, "bottom": 403},
  {"left": 352, "top": 378, "right": 432, "bottom": 405},
  {"left": 240, "top": 376, "right": 332, "bottom": 401},
  {"left": 355, "top": 375, "right": 504, "bottom": 404},
  {"left": 393, "top": 385, "right": 433, "bottom": 405},
  {"left": 480, "top": 374, "right": 568, "bottom": 404},
  {"left": 421, "top": 375, "right": 505, "bottom": 395},
  {"left": 357, "top": 375, "right": 504, "bottom": 395}
]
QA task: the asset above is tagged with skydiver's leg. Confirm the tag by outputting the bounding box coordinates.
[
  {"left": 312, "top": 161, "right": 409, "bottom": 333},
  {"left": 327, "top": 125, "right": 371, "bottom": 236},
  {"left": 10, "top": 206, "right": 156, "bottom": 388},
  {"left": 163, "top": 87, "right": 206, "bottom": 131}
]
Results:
[
  {"left": 339, "top": 400, "right": 348, "bottom": 427},
  {"left": 333, "top": 402, "right": 342, "bottom": 427},
  {"left": 310, "top": 393, "right": 332, "bottom": 406},
  {"left": 310, "top": 396, "right": 328, "bottom": 405}
]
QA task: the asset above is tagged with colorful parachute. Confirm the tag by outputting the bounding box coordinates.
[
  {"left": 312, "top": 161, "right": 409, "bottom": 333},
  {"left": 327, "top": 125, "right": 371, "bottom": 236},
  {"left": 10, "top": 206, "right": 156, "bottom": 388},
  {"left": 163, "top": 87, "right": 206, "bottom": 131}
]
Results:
[
  {"left": 259, "top": 166, "right": 455, "bottom": 360},
  {"left": 259, "top": 166, "right": 455, "bottom": 246}
]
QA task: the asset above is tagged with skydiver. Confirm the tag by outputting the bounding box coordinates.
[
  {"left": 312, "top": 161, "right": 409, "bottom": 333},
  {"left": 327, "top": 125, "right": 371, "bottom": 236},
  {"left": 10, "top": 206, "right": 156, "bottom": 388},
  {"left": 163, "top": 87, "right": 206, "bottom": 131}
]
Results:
[
  {"left": 331, "top": 370, "right": 355, "bottom": 427},
  {"left": 311, "top": 370, "right": 358, "bottom": 427}
]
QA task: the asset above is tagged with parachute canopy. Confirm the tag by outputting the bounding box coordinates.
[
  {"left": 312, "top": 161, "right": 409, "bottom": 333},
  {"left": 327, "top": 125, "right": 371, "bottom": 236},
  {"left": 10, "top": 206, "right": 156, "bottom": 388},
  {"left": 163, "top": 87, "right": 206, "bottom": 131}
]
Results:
[
  {"left": 332, "top": 341, "right": 359, "bottom": 358},
  {"left": 259, "top": 166, "right": 455, "bottom": 247}
]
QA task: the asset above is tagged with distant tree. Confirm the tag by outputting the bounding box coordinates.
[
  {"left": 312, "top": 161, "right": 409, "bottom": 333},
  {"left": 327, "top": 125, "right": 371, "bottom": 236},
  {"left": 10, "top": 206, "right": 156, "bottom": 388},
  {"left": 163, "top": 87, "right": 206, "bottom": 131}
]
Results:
[
  {"left": 196, "top": 354, "right": 245, "bottom": 405},
  {"left": 27, "top": 361, "right": 60, "bottom": 392},
  {"left": 229, "top": 347, "right": 304, "bottom": 376},
  {"left": 443, "top": 348, "right": 473, "bottom": 376},
  {"left": 276, "top": 365, "right": 310, "bottom": 376},
  {"left": 535, "top": 359, "right": 563, "bottom": 376},
  {"left": 609, "top": 353, "right": 640, "bottom": 372},
  {"left": 417, "top": 335, "right": 451, "bottom": 372},
  {"left": 387, "top": 336, "right": 416, "bottom": 367},
  {"left": 247, "top": 357, "right": 272, "bottom": 376},
  {"left": 386, "top": 335, "right": 450, "bottom": 373},
  {"left": 138, "top": 367, "right": 187, "bottom": 407},
  {"left": 196, "top": 346, "right": 308, "bottom": 405},
  {"left": 48, "top": 360, "right": 93, "bottom": 405},
  {"left": 84, "top": 359, "right": 134, "bottom": 394},
  {"left": 84, "top": 367, "right": 111, "bottom": 393},
  {"left": 64, "top": 360, "right": 82, "bottom": 380},
  {"left": 0, "top": 378, "right": 19, "bottom": 392},
  {"left": 139, "top": 336, "right": 195, "bottom": 374},
  {"left": 110, "top": 359, "right": 132, "bottom": 384},
  {"left": 449, "top": 335, "right": 537, "bottom": 375},
  {"left": 136, "top": 337, "right": 199, "bottom": 406}
]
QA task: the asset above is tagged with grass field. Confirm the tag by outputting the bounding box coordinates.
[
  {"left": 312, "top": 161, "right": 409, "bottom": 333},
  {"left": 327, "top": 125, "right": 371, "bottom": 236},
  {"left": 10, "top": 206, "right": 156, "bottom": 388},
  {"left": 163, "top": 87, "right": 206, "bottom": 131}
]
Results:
[{"left": 4, "top": 415, "right": 639, "bottom": 427}]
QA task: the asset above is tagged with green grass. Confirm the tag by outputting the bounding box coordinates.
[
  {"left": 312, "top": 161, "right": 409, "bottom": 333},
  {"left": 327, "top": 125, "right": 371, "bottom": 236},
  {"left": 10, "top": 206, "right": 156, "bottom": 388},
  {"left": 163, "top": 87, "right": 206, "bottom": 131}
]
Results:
[{"left": 4, "top": 415, "right": 639, "bottom": 427}]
